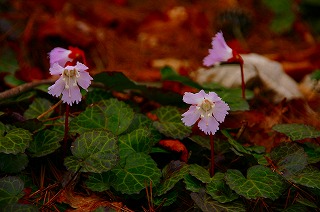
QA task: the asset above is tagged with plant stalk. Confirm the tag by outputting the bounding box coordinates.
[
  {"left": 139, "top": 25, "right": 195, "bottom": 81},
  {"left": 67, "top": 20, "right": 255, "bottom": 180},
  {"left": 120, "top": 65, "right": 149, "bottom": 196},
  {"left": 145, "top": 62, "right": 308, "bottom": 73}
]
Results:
[
  {"left": 240, "top": 62, "right": 246, "bottom": 99},
  {"left": 63, "top": 104, "right": 70, "bottom": 156},
  {"left": 210, "top": 134, "right": 215, "bottom": 177}
]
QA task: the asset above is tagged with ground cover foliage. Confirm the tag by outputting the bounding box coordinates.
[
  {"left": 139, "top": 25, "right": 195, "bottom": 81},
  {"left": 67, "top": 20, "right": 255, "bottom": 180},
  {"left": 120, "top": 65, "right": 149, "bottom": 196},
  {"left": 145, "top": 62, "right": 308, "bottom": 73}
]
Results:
[{"left": 1, "top": 0, "right": 320, "bottom": 211}]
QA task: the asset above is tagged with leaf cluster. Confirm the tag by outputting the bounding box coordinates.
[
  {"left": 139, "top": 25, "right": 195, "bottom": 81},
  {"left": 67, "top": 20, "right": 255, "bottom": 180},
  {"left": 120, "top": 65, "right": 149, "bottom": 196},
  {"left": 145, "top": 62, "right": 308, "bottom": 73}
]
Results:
[{"left": 0, "top": 67, "right": 320, "bottom": 211}]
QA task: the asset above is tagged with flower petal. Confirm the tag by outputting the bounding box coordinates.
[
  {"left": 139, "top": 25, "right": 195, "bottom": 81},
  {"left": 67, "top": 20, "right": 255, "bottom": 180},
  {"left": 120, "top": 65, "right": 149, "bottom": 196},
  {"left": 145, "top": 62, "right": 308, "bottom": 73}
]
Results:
[
  {"left": 61, "top": 85, "right": 81, "bottom": 106},
  {"left": 203, "top": 32, "right": 233, "bottom": 66},
  {"left": 49, "top": 47, "right": 72, "bottom": 67},
  {"left": 183, "top": 90, "right": 206, "bottom": 105},
  {"left": 48, "top": 77, "right": 65, "bottom": 97},
  {"left": 77, "top": 71, "right": 93, "bottom": 90},
  {"left": 206, "top": 91, "right": 221, "bottom": 102},
  {"left": 213, "top": 101, "right": 230, "bottom": 123},
  {"left": 74, "top": 62, "right": 89, "bottom": 72},
  {"left": 49, "top": 63, "right": 64, "bottom": 76},
  {"left": 182, "top": 105, "right": 200, "bottom": 126},
  {"left": 198, "top": 116, "right": 219, "bottom": 135}
]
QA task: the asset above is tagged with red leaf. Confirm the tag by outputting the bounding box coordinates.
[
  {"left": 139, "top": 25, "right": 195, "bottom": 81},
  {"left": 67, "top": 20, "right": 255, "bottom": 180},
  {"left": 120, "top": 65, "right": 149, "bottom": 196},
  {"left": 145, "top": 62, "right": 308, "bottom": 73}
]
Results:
[{"left": 158, "top": 139, "right": 188, "bottom": 162}]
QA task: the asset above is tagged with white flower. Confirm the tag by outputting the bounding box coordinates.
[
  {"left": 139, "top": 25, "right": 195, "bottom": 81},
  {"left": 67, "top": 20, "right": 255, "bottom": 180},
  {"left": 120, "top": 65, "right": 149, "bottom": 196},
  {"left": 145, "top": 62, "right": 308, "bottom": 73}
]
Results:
[
  {"left": 182, "top": 90, "right": 230, "bottom": 135},
  {"left": 48, "top": 62, "right": 93, "bottom": 105}
]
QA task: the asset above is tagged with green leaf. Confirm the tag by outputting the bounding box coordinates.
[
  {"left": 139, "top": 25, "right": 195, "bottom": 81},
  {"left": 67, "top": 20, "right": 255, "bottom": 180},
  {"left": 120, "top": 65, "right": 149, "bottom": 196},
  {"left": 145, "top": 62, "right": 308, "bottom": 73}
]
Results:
[
  {"left": 222, "top": 130, "right": 265, "bottom": 161},
  {"left": 184, "top": 174, "right": 203, "bottom": 192},
  {"left": 0, "top": 176, "right": 24, "bottom": 207},
  {"left": 225, "top": 165, "right": 287, "bottom": 200},
  {"left": 282, "top": 203, "right": 309, "bottom": 212},
  {"left": 153, "top": 106, "right": 191, "bottom": 139},
  {"left": 296, "top": 195, "right": 318, "bottom": 208},
  {"left": 191, "top": 192, "right": 245, "bottom": 212},
  {"left": 0, "top": 153, "right": 28, "bottom": 173},
  {"left": 0, "top": 122, "right": 5, "bottom": 135},
  {"left": 289, "top": 166, "right": 320, "bottom": 189},
  {"left": 70, "top": 98, "right": 134, "bottom": 135},
  {"left": 221, "top": 130, "right": 251, "bottom": 156},
  {"left": 153, "top": 190, "right": 178, "bottom": 207},
  {"left": 64, "top": 130, "right": 119, "bottom": 173},
  {"left": 206, "top": 172, "right": 239, "bottom": 203},
  {"left": 93, "top": 72, "right": 141, "bottom": 91},
  {"left": 85, "top": 171, "right": 115, "bottom": 192},
  {"left": 156, "top": 162, "right": 189, "bottom": 196},
  {"left": 119, "top": 128, "right": 157, "bottom": 159},
  {"left": 272, "top": 124, "right": 320, "bottom": 141},
  {"left": 3, "top": 204, "right": 39, "bottom": 212},
  {"left": 4, "top": 75, "right": 25, "bottom": 87},
  {"left": 188, "top": 135, "right": 211, "bottom": 150},
  {"left": 0, "top": 91, "right": 35, "bottom": 105},
  {"left": 262, "top": 0, "right": 295, "bottom": 33},
  {"left": 111, "top": 153, "right": 161, "bottom": 194},
  {"left": 310, "top": 70, "right": 320, "bottom": 80},
  {"left": 0, "top": 47, "right": 19, "bottom": 74},
  {"left": 270, "top": 143, "right": 308, "bottom": 178},
  {"left": 14, "top": 118, "right": 44, "bottom": 133},
  {"left": 189, "top": 164, "right": 211, "bottom": 183},
  {"left": 161, "top": 66, "right": 202, "bottom": 89},
  {"left": 86, "top": 88, "right": 112, "bottom": 105},
  {"left": 24, "top": 98, "right": 53, "bottom": 119},
  {"left": 27, "top": 129, "right": 63, "bottom": 157},
  {"left": 303, "top": 142, "right": 320, "bottom": 164},
  {"left": 216, "top": 88, "right": 250, "bottom": 111},
  {"left": 0, "top": 128, "right": 32, "bottom": 154}
]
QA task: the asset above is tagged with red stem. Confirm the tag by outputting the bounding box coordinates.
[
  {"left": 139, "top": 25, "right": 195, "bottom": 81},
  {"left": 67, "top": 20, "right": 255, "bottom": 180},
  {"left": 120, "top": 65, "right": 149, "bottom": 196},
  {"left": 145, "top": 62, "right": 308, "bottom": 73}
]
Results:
[
  {"left": 240, "top": 62, "right": 246, "bottom": 99},
  {"left": 63, "top": 104, "right": 70, "bottom": 156},
  {"left": 210, "top": 134, "right": 215, "bottom": 177}
]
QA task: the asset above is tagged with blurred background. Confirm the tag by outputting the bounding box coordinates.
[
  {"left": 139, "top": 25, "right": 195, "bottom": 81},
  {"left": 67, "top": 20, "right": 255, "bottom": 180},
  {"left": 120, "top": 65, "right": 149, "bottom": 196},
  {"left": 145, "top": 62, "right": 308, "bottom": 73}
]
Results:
[{"left": 1, "top": 0, "right": 320, "bottom": 88}]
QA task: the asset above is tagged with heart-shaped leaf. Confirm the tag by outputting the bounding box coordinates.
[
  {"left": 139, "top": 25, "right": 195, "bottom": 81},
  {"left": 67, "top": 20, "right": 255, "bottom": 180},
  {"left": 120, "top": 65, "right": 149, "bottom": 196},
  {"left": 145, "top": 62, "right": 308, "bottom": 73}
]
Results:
[
  {"left": 289, "top": 166, "right": 320, "bottom": 189},
  {"left": 270, "top": 143, "right": 308, "bottom": 178},
  {"left": 272, "top": 124, "right": 320, "bottom": 141},
  {"left": 156, "top": 161, "right": 189, "bottom": 196},
  {"left": 28, "top": 129, "right": 63, "bottom": 157},
  {"left": 86, "top": 88, "right": 112, "bottom": 105},
  {"left": 85, "top": 171, "right": 115, "bottom": 192},
  {"left": 24, "top": 98, "right": 53, "bottom": 119},
  {"left": 225, "top": 165, "right": 287, "bottom": 200},
  {"left": 0, "top": 153, "right": 28, "bottom": 173},
  {"left": 184, "top": 174, "right": 203, "bottom": 192},
  {"left": 111, "top": 153, "right": 161, "bottom": 194},
  {"left": 0, "top": 128, "right": 32, "bottom": 154},
  {"left": 64, "top": 130, "right": 119, "bottom": 173},
  {"left": 153, "top": 106, "right": 191, "bottom": 139},
  {"left": 0, "top": 176, "right": 24, "bottom": 207},
  {"left": 189, "top": 164, "right": 211, "bottom": 183},
  {"left": 206, "top": 172, "right": 239, "bottom": 203},
  {"left": 3, "top": 204, "right": 39, "bottom": 212},
  {"left": 191, "top": 192, "right": 245, "bottom": 212},
  {"left": 70, "top": 98, "right": 134, "bottom": 135},
  {"left": 119, "top": 128, "right": 157, "bottom": 159}
]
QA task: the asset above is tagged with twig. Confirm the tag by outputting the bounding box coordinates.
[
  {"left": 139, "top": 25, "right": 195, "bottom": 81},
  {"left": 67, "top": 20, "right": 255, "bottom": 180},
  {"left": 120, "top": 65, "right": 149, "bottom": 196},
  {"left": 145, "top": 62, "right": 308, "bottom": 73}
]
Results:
[
  {"left": 37, "top": 100, "right": 62, "bottom": 120},
  {"left": 0, "top": 80, "right": 106, "bottom": 101},
  {"left": 0, "top": 79, "right": 55, "bottom": 101}
]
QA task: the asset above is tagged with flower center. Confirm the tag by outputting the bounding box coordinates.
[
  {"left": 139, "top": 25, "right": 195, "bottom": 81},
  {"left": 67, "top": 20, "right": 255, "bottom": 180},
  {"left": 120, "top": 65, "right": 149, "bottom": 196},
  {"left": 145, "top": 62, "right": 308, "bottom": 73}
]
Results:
[
  {"left": 201, "top": 99, "right": 213, "bottom": 112},
  {"left": 62, "top": 69, "right": 80, "bottom": 97},
  {"left": 197, "top": 99, "right": 215, "bottom": 121}
]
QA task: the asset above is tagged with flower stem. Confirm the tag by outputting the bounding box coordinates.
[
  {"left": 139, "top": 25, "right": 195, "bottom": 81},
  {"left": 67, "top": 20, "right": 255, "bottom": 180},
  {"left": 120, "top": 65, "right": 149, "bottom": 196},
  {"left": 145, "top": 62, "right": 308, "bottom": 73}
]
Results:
[
  {"left": 210, "top": 134, "right": 215, "bottom": 177},
  {"left": 240, "top": 62, "right": 246, "bottom": 99},
  {"left": 63, "top": 104, "right": 70, "bottom": 156}
]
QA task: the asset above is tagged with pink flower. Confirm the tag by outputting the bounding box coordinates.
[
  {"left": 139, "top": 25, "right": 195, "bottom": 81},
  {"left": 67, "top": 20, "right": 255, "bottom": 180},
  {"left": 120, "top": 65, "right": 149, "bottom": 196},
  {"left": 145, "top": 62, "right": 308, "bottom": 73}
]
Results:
[
  {"left": 48, "top": 47, "right": 72, "bottom": 67},
  {"left": 48, "top": 62, "right": 93, "bottom": 106},
  {"left": 203, "top": 32, "right": 233, "bottom": 66},
  {"left": 181, "top": 90, "right": 230, "bottom": 135}
]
